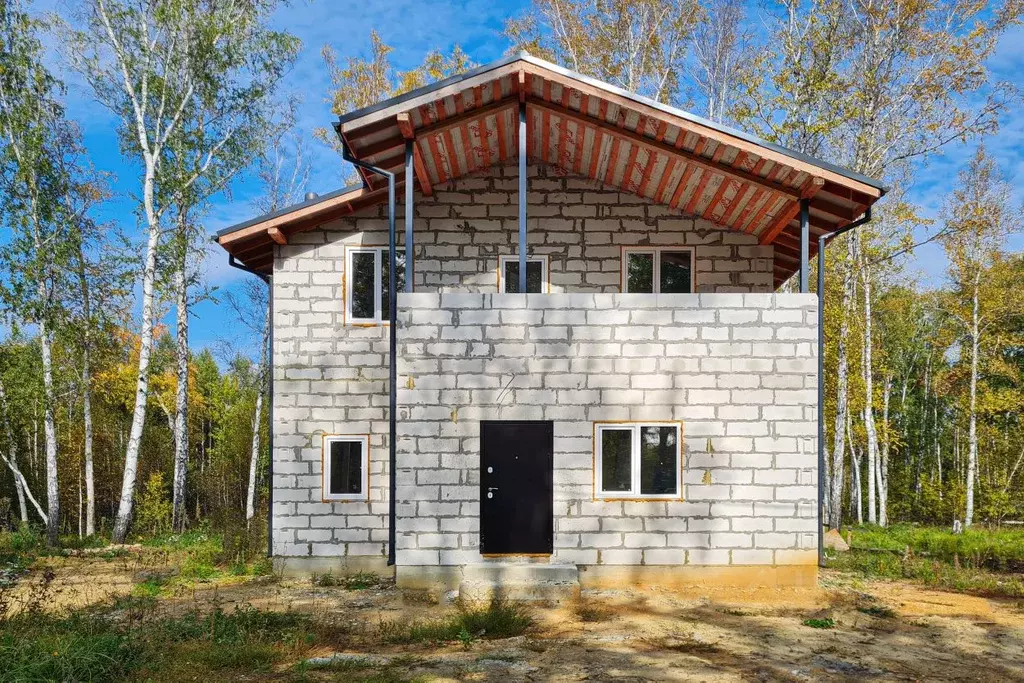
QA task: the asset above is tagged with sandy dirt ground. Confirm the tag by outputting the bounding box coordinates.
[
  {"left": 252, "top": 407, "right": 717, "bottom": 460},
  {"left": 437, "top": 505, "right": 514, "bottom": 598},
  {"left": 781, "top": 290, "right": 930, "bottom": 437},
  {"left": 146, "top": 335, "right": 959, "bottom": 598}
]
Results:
[{"left": 11, "top": 550, "right": 1024, "bottom": 681}]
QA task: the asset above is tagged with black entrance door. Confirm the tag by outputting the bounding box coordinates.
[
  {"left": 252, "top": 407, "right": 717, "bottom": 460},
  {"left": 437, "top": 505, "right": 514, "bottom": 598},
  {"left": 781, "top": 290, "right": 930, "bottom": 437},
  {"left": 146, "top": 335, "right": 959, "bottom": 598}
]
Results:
[{"left": 480, "top": 421, "right": 554, "bottom": 555}]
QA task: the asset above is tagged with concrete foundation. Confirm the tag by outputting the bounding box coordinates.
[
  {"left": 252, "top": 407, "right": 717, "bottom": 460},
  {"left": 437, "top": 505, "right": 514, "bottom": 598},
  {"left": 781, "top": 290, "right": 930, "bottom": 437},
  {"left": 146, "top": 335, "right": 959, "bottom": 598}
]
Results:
[
  {"left": 578, "top": 564, "right": 818, "bottom": 589},
  {"left": 271, "top": 555, "right": 393, "bottom": 579}
]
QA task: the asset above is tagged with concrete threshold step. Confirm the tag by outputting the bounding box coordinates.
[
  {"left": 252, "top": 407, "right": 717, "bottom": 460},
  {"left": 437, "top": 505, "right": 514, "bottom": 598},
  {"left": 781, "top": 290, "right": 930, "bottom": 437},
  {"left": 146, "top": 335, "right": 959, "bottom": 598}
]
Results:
[{"left": 459, "top": 563, "right": 580, "bottom": 603}]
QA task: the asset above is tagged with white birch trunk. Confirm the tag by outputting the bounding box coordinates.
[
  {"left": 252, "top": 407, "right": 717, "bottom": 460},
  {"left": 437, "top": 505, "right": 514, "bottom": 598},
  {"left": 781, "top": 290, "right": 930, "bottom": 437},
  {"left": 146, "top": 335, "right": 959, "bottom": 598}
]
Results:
[
  {"left": 862, "top": 257, "right": 877, "bottom": 525},
  {"left": 827, "top": 235, "right": 855, "bottom": 529},
  {"left": 879, "top": 374, "right": 891, "bottom": 527},
  {"left": 76, "top": 242, "right": 96, "bottom": 536},
  {"left": 112, "top": 157, "right": 160, "bottom": 543},
  {"left": 847, "top": 405, "right": 863, "bottom": 525},
  {"left": 965, "top": 270, "right": 981, "bottom": 527},
  {"left": 41, "top": 337, "right": 58, "bottom": 541},
  {"left": 0, "top": 453, "right": 47, "bottom": 524},
  {"left": 245, "top": 303, "right": 271, "bottom": 524},
  {"left": 171, "top": 258, "right": 189, "bottom": 532},
  {"left": 245, "top": 389, "right": 264, "bottom": 524},
  {"left": 37, "top": 276, "right": 59, "bottom": 545},
  {"left": 0, "top": 379, "right": 29, "bottom": 524}
]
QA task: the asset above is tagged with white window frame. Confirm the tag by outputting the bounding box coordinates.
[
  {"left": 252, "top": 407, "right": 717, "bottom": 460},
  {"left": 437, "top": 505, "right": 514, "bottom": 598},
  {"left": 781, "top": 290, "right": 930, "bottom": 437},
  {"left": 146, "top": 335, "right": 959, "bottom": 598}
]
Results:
[
  {"left": 344, "top": 246, "right": 404, "bottom": 325},
  {"left": 322, "top": 434, "right": 370, "bottom": 502},
  {"left": 594, "top": 422, "right": 682, "bottom": 500},
  {"left": 621, "top": 246, "right": 695, "bottom": 293},
  {"left": 497, "top": 254, "right": 550, "bottom": 294}
]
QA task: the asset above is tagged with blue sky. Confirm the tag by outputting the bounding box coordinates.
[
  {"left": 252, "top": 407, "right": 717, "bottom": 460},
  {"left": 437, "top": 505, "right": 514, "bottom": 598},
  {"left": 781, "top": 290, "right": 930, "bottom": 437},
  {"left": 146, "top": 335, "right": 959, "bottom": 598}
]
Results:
[{"left": 28, "top": 0, "right": 1024, "bottom": 360}]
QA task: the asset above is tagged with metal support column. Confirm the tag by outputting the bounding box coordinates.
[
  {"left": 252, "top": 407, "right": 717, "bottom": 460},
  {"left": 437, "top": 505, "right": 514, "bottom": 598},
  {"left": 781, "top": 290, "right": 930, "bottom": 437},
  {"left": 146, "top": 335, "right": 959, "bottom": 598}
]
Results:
[
  {"left": 340, "top": 142, "right": 397, "bottom": 567},
  {"left": 799, "top": 198, "right": 810, "bottom": 293},
  {"left": 518, "top": 99, "right": 527, "bottom": 293},
  {"left": 386, "top": 175, "right": 397, "bottom": 567},
  {"left": 405, "top": 140, "right": 414, "bottom": 293},
  {"left": 817, "top": 233, "right": 826, "bottom": 568}
]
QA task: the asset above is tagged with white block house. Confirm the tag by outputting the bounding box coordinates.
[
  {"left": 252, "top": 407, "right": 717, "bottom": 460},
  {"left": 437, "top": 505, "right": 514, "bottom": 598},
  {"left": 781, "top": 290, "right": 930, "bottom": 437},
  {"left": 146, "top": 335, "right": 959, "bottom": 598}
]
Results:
[{"left": 216, "top": 54, "right": 885, "bottom": 591}]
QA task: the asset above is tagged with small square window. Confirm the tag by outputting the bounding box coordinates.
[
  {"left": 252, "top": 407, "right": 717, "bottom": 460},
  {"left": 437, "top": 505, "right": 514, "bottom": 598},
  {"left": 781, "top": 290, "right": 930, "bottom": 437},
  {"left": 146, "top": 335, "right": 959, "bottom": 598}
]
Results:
[
  {"left": 345, "top": 247, "right": 406, "bottom": 324},
  {"left": 498, "top": 255, "right": 548, "bottom": 293},
  {"left": 323, "top": 435, "right": 369, "bottom": 501},
  {"left": 595, "top": 423, "right": 681, "bottom": 500},
  {"left": 622, "top": 247, "right": 693, "bottom": 293}
]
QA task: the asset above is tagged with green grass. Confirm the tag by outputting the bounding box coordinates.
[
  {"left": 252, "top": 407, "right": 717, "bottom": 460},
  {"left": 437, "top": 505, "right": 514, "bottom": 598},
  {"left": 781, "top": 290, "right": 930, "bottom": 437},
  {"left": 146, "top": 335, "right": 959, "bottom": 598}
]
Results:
[
  {"left": 831, "top": 549, "right": 1024, "bottom": 597},
  {"left": 132, "top": 576, "right": 167, "bottom": 598},
  {"left": 0, "top": 612, "right": 144, "bottom": 681},
  {"left": 0, "top": 601, "right": 322, "bottom": 682},
  {"left": 802, "top": 617, "right": 835, "bottom": 629},
  {"left": 830, "top": 524, "right": 1024, "bottom": 598},
  {"left": 377, "top": 599, "right": 533, "bottom": 644},
  {"left": 845, "top": 524, "right": 1024, "bottom": 571}
]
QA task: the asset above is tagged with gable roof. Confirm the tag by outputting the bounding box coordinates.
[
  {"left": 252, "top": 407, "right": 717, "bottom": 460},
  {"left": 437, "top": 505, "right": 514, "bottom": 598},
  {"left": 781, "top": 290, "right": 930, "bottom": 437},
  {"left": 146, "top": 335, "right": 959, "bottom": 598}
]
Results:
[{"left": 217, "top": 52, "right": 885, "bottom": 286}]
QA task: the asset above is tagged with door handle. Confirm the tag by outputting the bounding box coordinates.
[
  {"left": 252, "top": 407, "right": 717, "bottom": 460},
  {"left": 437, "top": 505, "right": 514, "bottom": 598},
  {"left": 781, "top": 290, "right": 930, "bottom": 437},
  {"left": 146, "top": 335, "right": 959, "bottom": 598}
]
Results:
[{"left": 487, "top": 487, "right": 499, "bottom": 492}]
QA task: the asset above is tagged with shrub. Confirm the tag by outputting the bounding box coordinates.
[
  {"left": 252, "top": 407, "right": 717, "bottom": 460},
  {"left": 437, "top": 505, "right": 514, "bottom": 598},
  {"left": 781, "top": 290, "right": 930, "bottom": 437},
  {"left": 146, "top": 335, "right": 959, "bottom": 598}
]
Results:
[
  {"left": 135, "top": 473, "right": 172, "bottom": 537},
  {"left": 312, "top": 570, "right": 386, "bottom": 589}
]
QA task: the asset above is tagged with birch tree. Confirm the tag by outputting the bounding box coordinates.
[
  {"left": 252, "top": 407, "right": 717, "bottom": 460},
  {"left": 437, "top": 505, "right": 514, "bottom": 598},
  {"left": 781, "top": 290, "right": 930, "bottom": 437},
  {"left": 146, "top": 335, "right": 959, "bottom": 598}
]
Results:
[
  {"left": 67, "top": 0, "right": 298, "bottom": 542},
  {"left": 316, "top": 34, "right": 473, "bottom": 160},
  {"left": 0, "top": 1, "right": 81, "bottom": 544},
  {"left": 505, "top": 0, "right": 701, "bottom": 104},
  {"left": 941, "top": 148, "right": 1021, "bottom": 527},
  {"left": 737, "top": 0, "right": 1022, "bottom": 531},
  {"left": 689, "top": 0, "right": 752, "bottom": 122},
  {"left": 0, "top": 375, "right": 46, "bottom": 524}
]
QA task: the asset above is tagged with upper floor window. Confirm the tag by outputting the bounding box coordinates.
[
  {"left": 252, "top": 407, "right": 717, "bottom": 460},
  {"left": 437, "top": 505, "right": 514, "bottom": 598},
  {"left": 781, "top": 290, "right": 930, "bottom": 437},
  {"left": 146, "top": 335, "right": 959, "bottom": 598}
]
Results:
[
  {"left": 594, "top": 422, "right": 681, "bottom": 500},
  {"left": 498, "top": 254, "right": 548, "bottom": 293},
  {"left": 346, "top": 246, "right": 405, "bottom": 324},
  {"left": 622, "top": 247, "right": 693, "bottom": 294}
]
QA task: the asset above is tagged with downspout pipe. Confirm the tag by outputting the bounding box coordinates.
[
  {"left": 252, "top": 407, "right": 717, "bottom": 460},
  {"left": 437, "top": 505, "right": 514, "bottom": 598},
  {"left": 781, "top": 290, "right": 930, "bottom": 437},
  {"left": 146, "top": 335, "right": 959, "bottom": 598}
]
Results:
[
  {"left": 340, "top": 141, "right": 399, "bottom": 567},
  {"left": 817, "top": 206, "right": 872, "bottom": 568},
  {"left": 227, "top": 255, "right": 273, "bottom": 557}
]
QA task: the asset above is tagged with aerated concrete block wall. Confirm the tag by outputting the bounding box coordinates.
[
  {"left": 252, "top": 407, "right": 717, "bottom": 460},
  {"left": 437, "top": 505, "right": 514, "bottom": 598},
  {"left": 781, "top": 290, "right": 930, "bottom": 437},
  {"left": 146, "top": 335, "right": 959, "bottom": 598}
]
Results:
[
  {"left": 395, "top": 293, "right": 819, "bottom": 569},
  {"left": 269, "top": 163, "right": 780, "bottom": 563}
]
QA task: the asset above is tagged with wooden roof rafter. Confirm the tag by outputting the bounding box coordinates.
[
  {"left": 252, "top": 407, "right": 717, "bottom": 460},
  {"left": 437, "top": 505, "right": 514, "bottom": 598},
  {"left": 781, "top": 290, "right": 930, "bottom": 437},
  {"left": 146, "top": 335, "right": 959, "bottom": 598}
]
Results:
[
  {"left": 216, "top": 54, "right": 885, "bottom": 278},
  {"left": 396, "top": 113, "right": 433, "bottom": 197}
]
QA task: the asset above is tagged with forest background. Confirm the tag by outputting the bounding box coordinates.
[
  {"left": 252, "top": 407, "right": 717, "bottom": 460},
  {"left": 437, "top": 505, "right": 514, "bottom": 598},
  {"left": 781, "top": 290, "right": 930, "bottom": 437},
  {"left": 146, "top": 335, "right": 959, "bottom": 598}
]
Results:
[{"left": 1, "top": 0, "right": 1022, "bottom": 552}]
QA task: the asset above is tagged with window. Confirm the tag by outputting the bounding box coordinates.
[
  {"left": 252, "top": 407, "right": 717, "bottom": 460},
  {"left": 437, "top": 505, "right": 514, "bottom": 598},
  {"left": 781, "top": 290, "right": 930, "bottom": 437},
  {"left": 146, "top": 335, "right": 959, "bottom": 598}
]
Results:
[
  {"left": 622, "top": 247, "right": 694, "bottom": 293},
  {"left": 498, "top": 255, "right": 548, "bottom": 293},
  {"left": 594, "top": 423, "right": 681, "bottom": 499},
  {"left": 323, "top": 435, "right": 369, "bottom": 501},
  {"left": 345, "top": 247, "right": 406, "bottom": 324}
]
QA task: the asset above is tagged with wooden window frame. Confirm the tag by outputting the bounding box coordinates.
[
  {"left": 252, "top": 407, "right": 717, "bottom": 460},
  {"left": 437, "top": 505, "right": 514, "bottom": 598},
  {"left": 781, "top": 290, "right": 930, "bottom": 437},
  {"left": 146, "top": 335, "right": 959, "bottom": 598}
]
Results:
[
  {"left": 497, "top": 254, "right": 550, "bottom": 294},
  {"left": 322, "top": 434, "right": 370, "bottom": 502},
  {"left": 593, "top": 421, "right": 683, "bottom": 501},
  {"left": 344, "top": 245, "right": 404, "bottom": 325},
  {"left": 620, "top": 246, "right": 695, "bottom": 293}
]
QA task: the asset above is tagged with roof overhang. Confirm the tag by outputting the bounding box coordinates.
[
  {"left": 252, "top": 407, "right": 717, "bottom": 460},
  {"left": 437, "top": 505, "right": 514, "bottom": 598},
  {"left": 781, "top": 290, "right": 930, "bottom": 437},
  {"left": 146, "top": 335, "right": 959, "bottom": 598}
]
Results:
[{"left": 217, "top": 53, "right": 886, "bottom": 285}]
